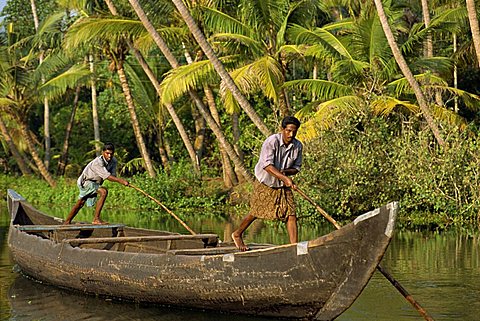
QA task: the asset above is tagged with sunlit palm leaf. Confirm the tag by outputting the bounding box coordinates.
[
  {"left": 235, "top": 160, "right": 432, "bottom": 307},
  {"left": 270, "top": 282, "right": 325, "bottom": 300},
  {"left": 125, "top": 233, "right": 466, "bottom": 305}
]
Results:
[
  {"left": 296, "top": 95, "right": 363, "bottom": 141},
  {"left": 64, "top": 17, "right": 148, "bottom": 49},
  {"left": 210, "top": 33, "right": 263, "bottom": 54},
  {"left": 284, "top": 79, "right": 354, "bottom": 101},
  {"left": 40, "top": 64, "right": 91, "bottom": 100},
  {"left": 161, "top": 60, "right": 219, "bottom": 104},
  {"left": 201, "top": 6, "right": 252, "bottom": 36},
  {"left": 371, "top": 96, "right": 420, "bottom": 116},
  {"left": 289, "top": 24, "right": 353, "bottom": 59}
]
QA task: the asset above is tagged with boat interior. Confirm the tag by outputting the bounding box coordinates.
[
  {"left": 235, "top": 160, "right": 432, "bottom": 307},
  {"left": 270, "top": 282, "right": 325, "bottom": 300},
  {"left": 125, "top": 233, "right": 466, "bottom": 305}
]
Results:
[{"left": 12, "top": 200, "right": 273, "bottom": 255}]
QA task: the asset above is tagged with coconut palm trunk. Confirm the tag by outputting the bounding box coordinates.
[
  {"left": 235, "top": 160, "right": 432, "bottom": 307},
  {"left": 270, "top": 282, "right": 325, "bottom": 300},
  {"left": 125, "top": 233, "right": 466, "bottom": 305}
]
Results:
[
  {"left": 204, "top": 85, "right": 238, "bottom": 187},
  {"left": 152, "top": 0, "right": 271, "bottom": 136},
  {"left": 30, "top": 0, "right": 51, "bottom": 169},
  {"left": 116, "top": 64, "right": 156, "bottom": 177},
  {"left": 89, "top": 54, "right": 101, "bottom": 156},
  {"left": 169, "top": 0, "right": 272, "bottom": 138},
  {"left": 106, "top": 0, "right": 200, "bottom": 174},
  {"left": 373, "top": 0, "right": 445, "bottom": 146},
  {"left": 128, "top": 0, "right": 254, "bottom": 182},
  {"left": 0, "top": 116, "right": 32, "bottom": 175},
  {"left": 57, "top": 85, "right": 81, "bottom": 176},
  {"left": 18, "top": 121, "right": 56, "bottom": 187},
  {"left": 466, "top": 0, "right": 480, "bottom": 66}
]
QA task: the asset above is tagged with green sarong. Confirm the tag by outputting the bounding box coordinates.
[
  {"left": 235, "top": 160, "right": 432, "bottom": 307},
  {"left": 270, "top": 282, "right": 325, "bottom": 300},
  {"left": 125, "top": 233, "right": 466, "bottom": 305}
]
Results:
[{"left": 78, "top": 180, "right": 100, "bottom": 207}]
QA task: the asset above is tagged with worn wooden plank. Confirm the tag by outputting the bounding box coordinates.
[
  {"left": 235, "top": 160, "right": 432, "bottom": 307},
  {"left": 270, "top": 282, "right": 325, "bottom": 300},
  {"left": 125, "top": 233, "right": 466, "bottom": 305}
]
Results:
[
  {"left": 168, "top": 244, "right": 273, "bottom": 255},
  {"left": 64, "top": 233, "right": 219, "bottom": 245},
  {"left": 15, "top": 224, "right": 125, "bottom": 232}
]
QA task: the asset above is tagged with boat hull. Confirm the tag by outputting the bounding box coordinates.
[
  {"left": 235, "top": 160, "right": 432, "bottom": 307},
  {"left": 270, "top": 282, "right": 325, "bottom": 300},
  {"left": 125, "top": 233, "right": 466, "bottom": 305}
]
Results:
[{"left": 7, "top": 189, "right": 397, "bottom": 320}]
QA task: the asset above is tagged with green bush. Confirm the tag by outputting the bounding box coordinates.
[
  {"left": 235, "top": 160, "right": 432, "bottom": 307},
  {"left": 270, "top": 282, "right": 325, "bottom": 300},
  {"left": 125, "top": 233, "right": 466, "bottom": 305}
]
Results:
[{"left": 298, "top": 114, "right": 480, "bottom": 230}]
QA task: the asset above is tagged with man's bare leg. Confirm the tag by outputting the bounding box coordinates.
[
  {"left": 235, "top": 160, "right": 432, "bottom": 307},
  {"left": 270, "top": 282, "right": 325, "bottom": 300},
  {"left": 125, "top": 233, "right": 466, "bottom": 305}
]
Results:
[
  {"left": 286, "top": 215, "right": 298, "bottom": 244},
  {"left": 64, "top": 199, "right": 86, "bottom": 225},
  {"left": 232, "top": 214, "right": 256, "bottom": 251},
  {"left": 92, "top": 187, "right": 108, "bottom": 224}
]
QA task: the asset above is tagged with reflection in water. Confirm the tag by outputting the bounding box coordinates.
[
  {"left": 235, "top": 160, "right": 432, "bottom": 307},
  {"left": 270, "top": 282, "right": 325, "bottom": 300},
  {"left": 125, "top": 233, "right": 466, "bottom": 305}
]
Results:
[
  {"left": 7, "top": 275, "right": 271, "bottom": 321},
  {"left": 2, "top": 204, "right": 480, "bottom": 320}
]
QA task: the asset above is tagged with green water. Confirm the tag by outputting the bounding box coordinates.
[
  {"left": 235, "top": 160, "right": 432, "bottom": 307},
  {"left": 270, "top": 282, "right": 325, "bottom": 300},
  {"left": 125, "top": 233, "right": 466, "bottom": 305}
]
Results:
[{"left": 1, "top": 203, "right": 479, "bottom": 320}]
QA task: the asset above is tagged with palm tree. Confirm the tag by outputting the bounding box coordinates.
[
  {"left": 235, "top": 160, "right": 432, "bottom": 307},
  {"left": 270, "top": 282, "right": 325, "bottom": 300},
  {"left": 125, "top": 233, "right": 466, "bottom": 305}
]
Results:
[
  {"left": 169, "top": 0, "right": 271, "bottom": 137},
  {"left": 105, "top": 0, "right": 200, "bottom": 175},
  {"left": 0, "top": 115, "right": 32, "bottom": 175},
  {"left": 30, "top": 0, "right": 52, "bottom": 169},
  {"left": 374, "top": 0, "right": 445, "bottom": 146},
  {"left": 128, "top": 0, "right": 254, "bottom": 182},
  {"left": 64, "top": 17, "right": 157, "bottom": 177}
]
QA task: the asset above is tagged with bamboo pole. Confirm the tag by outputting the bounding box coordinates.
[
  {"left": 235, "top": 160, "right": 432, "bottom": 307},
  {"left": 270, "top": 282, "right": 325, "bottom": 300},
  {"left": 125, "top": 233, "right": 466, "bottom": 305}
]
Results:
[
  {"left": 294, "top": 187, "right": 435, "bottom": 321},
  {"left": 129, "top": 184, "right": 196, "bottom": 235}
]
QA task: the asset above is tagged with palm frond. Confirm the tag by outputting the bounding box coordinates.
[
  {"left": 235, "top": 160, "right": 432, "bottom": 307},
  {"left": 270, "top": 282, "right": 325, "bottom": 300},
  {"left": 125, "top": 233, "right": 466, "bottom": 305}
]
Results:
[
  {"left": 161, "top": 59, "right": 220, "bottom": 104},
  {"left": 371, "top": 96, "right": 420, "bottom": 116},
  {"left": 134, "top": 27, "right": 189, "bottom": 53},
  {"left": 201, "top": 6, "right": 252, "bottom": 36},
  {"left": 288, "top": 24, "right": 353, "bottom": 59},
  {"left": 210, "top": 33, "right": 263, "bottom": 54},
  {"left": 295, "top": 95, "right": 363, "bottom": 141},
  {"left": 64, "top": 17, "right": 148, "bottom": 50},
  {"left": 387, "top": 73, "right": 448, "bottom": 96},
  {"left": 284, "top": 79, "right": 354, "bottom": 100},
  {"left": 39, "top": 63, "right": 91, "bottom": 100}
]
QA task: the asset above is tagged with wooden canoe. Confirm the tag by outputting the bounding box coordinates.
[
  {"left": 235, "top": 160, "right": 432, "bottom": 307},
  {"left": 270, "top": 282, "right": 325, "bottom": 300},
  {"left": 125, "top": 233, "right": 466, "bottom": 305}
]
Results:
[{"left": 7, "top": 189, "right": 397, "bottom": 320}]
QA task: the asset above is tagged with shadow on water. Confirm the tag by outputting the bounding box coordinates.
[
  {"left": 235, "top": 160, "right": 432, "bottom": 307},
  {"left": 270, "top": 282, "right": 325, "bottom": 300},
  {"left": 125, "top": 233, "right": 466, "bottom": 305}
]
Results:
[{"left": 2, "top": 201, "right": 480, "bottom": 320}]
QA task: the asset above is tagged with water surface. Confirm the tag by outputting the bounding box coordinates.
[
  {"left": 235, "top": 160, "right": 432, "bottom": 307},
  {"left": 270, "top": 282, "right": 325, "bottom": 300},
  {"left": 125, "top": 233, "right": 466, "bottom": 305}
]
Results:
[{"left": 1, "top": 203, "right": 479, "bottom": 320}]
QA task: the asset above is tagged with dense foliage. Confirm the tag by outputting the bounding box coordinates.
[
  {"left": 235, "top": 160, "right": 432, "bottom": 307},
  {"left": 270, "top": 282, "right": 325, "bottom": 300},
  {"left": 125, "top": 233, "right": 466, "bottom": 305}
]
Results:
[{"left": 2, "top": 0, "right": 480, "bottom": 229}]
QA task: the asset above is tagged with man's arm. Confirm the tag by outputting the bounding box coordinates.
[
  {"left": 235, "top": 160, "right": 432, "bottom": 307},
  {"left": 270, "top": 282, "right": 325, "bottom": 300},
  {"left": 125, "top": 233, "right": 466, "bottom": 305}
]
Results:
[
  {"left": 106, "top": 175, "right": 129, "bottom": 186},
  {"left": 264, "top": 165, "right": 296, "bottom": 189}
]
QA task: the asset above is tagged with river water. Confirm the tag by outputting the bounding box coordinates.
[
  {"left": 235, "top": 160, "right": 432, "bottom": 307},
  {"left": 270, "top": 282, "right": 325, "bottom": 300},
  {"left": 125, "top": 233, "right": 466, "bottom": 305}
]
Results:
[{"left": 1, "top": 202, "right": 479, "bottom": 321}]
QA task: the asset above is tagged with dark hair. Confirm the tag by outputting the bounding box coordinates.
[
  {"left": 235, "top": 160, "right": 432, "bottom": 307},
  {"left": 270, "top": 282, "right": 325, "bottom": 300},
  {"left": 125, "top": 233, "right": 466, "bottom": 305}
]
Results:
[
  {"left": 281, "top": 116, "right": 301, "bottom": 129},
  {"left": 103, "top": 142, "right": 115, "bottom": 152}
]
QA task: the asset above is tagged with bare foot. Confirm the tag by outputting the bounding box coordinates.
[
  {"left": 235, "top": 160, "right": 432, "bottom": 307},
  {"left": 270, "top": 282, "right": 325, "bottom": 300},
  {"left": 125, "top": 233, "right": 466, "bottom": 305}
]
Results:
[
  {"left": 231, "top": 232, "right": 250, "bottom": 251},
  {"left": 92, "top": 219, "right": 109, "bottom": 225}
]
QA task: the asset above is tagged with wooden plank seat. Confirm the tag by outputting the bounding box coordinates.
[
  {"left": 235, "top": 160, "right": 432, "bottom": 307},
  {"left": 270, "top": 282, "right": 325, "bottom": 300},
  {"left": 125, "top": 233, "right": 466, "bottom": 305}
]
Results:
[
  {"left": 63, "top": 233, "right": 219, "bottom": 246},
  {"left": 15, "top": 223, "right": 125, "bottom": 232},
  {"left": 167, "top": 244, "right": 274, "bottom": 255}
]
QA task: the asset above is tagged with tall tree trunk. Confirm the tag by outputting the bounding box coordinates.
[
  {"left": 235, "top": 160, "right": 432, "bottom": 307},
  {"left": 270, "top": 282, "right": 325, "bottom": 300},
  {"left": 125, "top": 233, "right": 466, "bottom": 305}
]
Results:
[
  {"left": 421, "top": 0, "right": 443, "bottom": 106},
  {"left": 116, "top": 65, "right": 156, "bottom": 177},
  {"left": 453, "top": 32, "right": 459, "bottom": 112},
  {"left": 57, "top": 85, "right": 81, "bottom": 176},
  {"left": 156, "top": 120, "right": 170, "bottom": 171},
  {"left": 0, "top": 116, "right": 32, "bottom": 175},
  {"left": 205, "top": 85, "right": 238, "bottom": 187},
  {"left": 106, "top": 0, "right": 200, "bottom": 174},
  {"left": 421, "top": 0, "right": 433, "bottom": 57},
  {"left": 231, "top": 112, "right": 245, "bottom": 183},
  {"left": 374, "top": 0, "right": 445, "bottom": 146},
  {"left": 30, "top": 0, "right": 51, "bottom": 169},
  {"left": 186, "top": 47, "right": 206, "bottom": 166},
  {"left": 128, "top": 0, "right": 253, "bottom": 181},
  {"left": 170, "top": 0, "right": 272, "bottom": 138},
  {"left": 466, "top": 0, "right": 480, "bottom": 67},
  {"left": 18, "top": 121, "right": 56, "bottom": 187},
  {"left": 89, "top": 54, "right": 101, "bottom": 156}
]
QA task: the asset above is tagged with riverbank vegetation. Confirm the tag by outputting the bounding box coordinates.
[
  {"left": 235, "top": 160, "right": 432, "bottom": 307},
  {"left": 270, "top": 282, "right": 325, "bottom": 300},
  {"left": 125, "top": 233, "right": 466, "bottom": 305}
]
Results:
[{"left": 1, "top": 0, "right": 480, "bottom": 230}]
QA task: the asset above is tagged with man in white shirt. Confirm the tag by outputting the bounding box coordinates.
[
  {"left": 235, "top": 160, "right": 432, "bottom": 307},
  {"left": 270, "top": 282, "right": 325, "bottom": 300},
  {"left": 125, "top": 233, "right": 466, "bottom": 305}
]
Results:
[
  {"left": 232, "top": 116, "right": 303, "bottom": 251},
  {"left": 64, "top": 142, "right": 129, "bottom": 225}
]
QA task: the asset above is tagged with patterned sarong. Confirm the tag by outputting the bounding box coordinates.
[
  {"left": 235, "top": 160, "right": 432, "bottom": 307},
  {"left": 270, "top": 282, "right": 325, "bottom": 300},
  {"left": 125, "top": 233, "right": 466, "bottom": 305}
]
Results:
[
  {"left": 249, "top": 180, "right": 296, "bottom": 222},
  {"left": 78, "top": 180, "right": 100, "bottom": 207}
]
